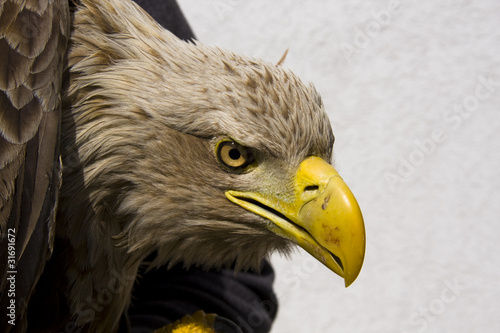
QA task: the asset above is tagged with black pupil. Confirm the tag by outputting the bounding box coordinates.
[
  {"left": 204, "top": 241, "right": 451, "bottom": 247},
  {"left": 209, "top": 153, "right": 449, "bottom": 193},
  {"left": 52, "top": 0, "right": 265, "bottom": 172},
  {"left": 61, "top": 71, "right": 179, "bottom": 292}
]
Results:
[{"left": 229, "top": 148, "right": 241, "bottom": 160}]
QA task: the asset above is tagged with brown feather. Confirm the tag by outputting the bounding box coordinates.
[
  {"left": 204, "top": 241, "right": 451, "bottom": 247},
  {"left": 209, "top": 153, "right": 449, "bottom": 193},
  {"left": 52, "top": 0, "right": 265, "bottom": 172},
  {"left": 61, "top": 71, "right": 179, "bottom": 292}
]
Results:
[
  {"left": 276, "top": 48, "right": 289, "bottom": 66},
  {"left": 3, "top": 4, "right": 53, "bottom": 58},
  {"left": 0, "top": 135, "right": 23, "bottom": 169},
  {"left": 0, "top": 0, "right": 22, "bottom": 36},
  {"left": 25, "top": 52, "right": 59, "bottom": 89},
  {"left": 0, "top": 39, "right": 32, "bottom": 91},
  {"left": 0, "top": 142, "right": 23, "bottom": 221},
  {"left": 31, "top": 17, "right": 61, "bottom": 73},
  {"left": 0, "top": 92, "right": 43, "bottom": 143},
  {"left": 5, "top": 84, "right": 33, "bottom": 109}
]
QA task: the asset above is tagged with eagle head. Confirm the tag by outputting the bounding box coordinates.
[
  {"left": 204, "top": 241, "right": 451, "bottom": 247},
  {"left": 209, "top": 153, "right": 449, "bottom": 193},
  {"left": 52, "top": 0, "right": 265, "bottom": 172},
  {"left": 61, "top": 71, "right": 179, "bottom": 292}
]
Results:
[{"left": 59, "top": 0, "right": 365, "bottom": 329}]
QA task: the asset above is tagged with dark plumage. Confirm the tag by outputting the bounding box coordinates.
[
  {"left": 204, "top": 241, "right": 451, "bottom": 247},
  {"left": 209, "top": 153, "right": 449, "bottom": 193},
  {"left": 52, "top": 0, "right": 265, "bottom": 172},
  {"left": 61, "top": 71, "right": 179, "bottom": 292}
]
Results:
[
  {"left": 0, "top": 0, "right": 365, "bottom": 332},
  {"left": 0, "top": 0, "right": 68, "bottom": 332}
]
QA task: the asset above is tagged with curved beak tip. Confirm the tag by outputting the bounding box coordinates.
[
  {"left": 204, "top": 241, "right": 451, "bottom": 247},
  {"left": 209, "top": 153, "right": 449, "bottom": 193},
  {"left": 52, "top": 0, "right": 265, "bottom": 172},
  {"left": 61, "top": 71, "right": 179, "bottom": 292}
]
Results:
[{"left": 296, "top": 162, "right": 366, "bottom": 287}]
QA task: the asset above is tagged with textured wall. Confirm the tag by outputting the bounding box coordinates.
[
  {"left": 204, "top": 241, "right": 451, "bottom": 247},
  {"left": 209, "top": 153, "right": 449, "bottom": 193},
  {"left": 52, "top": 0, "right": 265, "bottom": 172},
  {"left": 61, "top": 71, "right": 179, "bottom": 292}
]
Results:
[{"left": 178, "top": 1, "right": 500, "bottom": 332}]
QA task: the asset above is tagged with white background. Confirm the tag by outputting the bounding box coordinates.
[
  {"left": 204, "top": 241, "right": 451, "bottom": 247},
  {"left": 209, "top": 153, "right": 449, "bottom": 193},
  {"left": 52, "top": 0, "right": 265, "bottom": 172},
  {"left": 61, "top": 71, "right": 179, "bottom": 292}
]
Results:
[{"left": 179, "top": 1, "right": 500, "bottom": 332}]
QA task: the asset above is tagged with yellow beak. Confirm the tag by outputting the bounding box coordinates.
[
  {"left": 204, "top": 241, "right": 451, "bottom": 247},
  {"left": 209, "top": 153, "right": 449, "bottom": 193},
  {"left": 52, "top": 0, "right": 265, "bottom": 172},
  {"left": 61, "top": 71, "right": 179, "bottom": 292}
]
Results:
[{"left": 226, "top": 156, "right": 365, "bottom": 287}]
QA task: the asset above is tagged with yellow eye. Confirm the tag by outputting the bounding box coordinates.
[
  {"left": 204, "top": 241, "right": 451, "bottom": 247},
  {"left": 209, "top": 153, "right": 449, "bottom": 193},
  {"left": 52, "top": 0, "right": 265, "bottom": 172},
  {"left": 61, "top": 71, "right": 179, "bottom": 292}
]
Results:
[{"left": 216, "top": 140, "right": 254, "bottom": 171}]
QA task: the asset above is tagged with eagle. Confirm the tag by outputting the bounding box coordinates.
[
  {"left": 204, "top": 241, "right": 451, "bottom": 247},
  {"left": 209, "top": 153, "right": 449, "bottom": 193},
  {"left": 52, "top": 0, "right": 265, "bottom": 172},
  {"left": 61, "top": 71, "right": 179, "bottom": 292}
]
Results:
[{"left": 0, "top": 0, "right": 366, "bottom": 332}]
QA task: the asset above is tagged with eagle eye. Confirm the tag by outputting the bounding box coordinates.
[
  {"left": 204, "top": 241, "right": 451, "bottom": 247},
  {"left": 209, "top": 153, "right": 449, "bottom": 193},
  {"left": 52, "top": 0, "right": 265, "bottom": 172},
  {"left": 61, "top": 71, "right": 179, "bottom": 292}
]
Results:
[{"left": 216, "top": 140, "right": 254, "bottom": 171}]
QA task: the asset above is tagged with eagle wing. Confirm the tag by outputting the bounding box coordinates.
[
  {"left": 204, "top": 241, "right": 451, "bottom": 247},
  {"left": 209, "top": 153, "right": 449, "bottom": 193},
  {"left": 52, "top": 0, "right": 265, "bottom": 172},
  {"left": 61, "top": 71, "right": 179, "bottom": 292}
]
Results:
[{"left": 0, "top": 0, "right": 69, "bottom": 330}]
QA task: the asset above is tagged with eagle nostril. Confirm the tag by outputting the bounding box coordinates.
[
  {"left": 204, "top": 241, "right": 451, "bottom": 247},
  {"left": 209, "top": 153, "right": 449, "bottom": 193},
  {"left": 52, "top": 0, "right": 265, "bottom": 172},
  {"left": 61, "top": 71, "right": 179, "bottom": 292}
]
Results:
[
  {"left": 301, "top": 185, "right": 321, "bottom": 202},
  {"left": 304, "top": 185, "right": 319, "bottom": 192}
]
